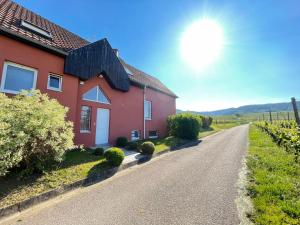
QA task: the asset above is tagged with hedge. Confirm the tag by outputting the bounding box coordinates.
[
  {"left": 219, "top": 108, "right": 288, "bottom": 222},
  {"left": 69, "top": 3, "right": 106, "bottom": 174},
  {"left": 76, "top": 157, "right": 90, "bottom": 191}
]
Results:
[{"left": 167, "top": 113, "right": 202, "bottom": 139}]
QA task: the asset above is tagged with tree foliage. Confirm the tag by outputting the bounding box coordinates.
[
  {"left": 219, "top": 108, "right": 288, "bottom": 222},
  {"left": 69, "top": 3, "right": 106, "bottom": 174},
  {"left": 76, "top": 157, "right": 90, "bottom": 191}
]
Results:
[{"left": 0, "top": 90, "right": 74, "bottom": 176}]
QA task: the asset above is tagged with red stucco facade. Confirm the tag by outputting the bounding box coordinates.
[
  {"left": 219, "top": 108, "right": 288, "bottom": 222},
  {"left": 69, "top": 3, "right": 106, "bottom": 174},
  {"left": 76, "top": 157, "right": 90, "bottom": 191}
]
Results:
[{"left": 0, "top": 35, "right": 176, "bottom": 147}]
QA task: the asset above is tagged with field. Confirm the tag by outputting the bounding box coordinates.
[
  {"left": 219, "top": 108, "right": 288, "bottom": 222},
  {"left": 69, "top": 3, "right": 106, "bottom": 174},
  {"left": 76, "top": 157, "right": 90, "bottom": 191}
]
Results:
[{"left": 211, "top": 111, "right": 297, "bottom": 124}]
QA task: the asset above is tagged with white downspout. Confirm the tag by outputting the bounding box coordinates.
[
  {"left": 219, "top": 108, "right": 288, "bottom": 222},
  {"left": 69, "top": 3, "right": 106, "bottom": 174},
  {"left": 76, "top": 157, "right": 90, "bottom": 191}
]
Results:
[{"left": 143, "top": 85, "right": 147, "bottom": 139}]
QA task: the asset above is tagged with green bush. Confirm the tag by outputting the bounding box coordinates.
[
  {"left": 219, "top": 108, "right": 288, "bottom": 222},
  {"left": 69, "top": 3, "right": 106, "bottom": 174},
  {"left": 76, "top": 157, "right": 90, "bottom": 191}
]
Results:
[
  {"left": 104, "top": 147, "right": 125, "bottom": 166},
  {"left": 200, "top": 116, "right": 213, "bottom": 128},
  {"left": 125, "top": 141, "right": 139, "bottom": 151},
  {"left": 0, "top": 90, "right": 74, "bottom": 177},
  {"left": 93, "top": 147, "right": 104, "bottom": 156},
  {"left": 116, "top": 137, "right": 128, "bottom": 147},
  {"left": 167, "top": 113, "right": 202, "bottom": 139},
  {"left": 140, "top": 141, "right": 155, "bottom": 155}
]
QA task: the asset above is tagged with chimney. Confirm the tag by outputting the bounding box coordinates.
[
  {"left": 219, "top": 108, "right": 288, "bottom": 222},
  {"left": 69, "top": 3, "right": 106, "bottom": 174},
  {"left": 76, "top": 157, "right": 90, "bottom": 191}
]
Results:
[{"left": 113, "top": 49, "right": 119, "bottom": 58}]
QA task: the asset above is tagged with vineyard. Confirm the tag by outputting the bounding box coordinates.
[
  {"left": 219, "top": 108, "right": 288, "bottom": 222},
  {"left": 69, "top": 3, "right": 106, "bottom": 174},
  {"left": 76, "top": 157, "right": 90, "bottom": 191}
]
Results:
[{"left": 255, "top": 121, "right": 300, "bottom": 161}]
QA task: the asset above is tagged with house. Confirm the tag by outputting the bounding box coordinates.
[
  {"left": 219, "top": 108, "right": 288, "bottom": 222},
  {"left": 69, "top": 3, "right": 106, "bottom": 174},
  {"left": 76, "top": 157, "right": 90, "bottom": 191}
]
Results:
[{"left": 0, "top": 0, "right": 177, "bottom": 147}]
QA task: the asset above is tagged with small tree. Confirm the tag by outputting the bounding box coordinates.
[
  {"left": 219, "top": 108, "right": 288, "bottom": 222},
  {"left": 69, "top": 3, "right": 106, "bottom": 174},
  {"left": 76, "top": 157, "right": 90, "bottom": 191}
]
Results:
[{"left": 0, "top": 90, "right": 74, "bottom": 176}]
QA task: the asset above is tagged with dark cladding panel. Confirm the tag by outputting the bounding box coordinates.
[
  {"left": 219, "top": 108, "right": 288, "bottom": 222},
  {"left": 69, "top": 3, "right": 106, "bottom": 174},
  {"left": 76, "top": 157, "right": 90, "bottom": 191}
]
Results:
[{"left": 64, "top": 39, "right": 130, "bottom": 92}]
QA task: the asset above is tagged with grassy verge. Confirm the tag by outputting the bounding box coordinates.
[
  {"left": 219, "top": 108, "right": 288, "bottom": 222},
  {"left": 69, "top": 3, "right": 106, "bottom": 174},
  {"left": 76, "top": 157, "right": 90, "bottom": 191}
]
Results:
[
  {"left": 198, "top": 122, "right": 242, "bottom": 138},
  {"left": 0, "top": 150, "right": 109, "bottom": 208},
  {"left": 247, "top": 125, "right": 300, "bottom": 224}
]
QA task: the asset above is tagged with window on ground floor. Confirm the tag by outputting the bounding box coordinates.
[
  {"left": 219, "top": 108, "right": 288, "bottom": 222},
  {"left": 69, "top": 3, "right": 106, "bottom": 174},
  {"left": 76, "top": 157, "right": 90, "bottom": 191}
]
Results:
[
  {"left": 0, "top": 62, "right": 38, "bottom": 94},
  {"left": 131, "top": 130, "right": 141, "bottom": 141},
  {"left": 80, "top": 106, "right": 91, "bottom": 133},
  {"left": 144, "top": 100, "right": 152, "bottom": 120},
  {"left": 149, "top": 130, "right": 158, "bottom": 139}
]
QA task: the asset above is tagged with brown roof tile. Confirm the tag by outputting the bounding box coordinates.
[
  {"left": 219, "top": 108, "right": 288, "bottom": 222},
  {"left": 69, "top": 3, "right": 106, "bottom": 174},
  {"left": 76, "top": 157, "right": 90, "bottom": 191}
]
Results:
[
  {"left": 0, "top": 0, "right": 89, "bottom": 51},
  {"left": 0, "top": 0, "right": 177, "bottom": 97}
]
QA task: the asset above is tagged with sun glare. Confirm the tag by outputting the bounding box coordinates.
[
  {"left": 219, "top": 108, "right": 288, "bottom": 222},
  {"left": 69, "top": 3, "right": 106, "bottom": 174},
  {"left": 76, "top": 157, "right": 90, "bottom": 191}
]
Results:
[{"left": 181, "top": 19, "right": 224, "bottom": 71}]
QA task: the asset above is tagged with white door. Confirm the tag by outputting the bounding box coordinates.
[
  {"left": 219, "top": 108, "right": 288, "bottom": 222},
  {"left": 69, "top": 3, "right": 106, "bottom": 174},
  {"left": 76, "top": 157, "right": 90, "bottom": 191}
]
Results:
[{"left": 95, "top": 108, "right": 110, "bottom": 145}]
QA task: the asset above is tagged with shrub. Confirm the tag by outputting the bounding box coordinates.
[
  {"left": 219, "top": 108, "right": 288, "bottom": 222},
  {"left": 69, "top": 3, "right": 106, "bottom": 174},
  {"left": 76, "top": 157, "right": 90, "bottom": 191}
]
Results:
[
  {"left": 140, "top": 141, "right": 155, "bottom": 155},
  {"left": 200, "top": 116, "right": 213, "bottom": 128},
  {"left": 0, "top": 90, "right": 74, "bottom": 177},
  {"left": 167, "top": 113, "right": 202, "bottom": 139},
  {"left": 116, "top": 137, "right": 128, "bottom": 147},
  {"left": 104, "top": 147, "right": 125, "bottom": 166},
  {"left": 125, "top": 141, "right": 139, "bottom": 151},
  {"left": 93, "top": 147, "right": 104, "bottom": 156}
]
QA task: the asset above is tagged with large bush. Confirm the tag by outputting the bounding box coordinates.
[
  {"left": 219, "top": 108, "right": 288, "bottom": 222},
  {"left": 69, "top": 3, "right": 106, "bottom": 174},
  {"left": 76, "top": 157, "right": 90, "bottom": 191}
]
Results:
[
  {"left": 140, "top": 141, "right": 155, "bottom": 155},
  {"left": 104, "top": 147, "right": 125, "bottom": 166},
  {"left": 167, "top": 113, "right": 202, "bottom": 139},
  {"left": 0, "top": 90, "right": 74, "bottom": 176}
]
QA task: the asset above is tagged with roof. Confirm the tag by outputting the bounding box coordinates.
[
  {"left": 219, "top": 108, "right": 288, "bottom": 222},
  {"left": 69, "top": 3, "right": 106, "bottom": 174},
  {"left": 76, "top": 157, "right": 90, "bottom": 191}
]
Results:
[
  {"left": 0, "top": 0, "right": 88, "bottom": 52},
  {"left": 120, "top": 59, "right": 177, "bottom": 97},
  {"left": 65, "top": 39, "right": 130, "bottom": 92},
  {"left": 0, "top": 0, "right": 177, "bottom": 97}
]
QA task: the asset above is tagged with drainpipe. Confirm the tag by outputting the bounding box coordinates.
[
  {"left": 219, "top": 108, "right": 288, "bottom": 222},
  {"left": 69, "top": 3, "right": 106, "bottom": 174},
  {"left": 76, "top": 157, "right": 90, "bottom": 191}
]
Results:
[{"left": 143, "top": 85, "right": 147, "bottom": 139}]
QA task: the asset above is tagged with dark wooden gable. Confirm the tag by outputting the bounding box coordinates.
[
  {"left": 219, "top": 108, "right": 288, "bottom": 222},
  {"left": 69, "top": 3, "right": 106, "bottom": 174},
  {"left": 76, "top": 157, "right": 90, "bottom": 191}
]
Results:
[{"left": 64, "top": 39, "right": 130, "bottom": 91}]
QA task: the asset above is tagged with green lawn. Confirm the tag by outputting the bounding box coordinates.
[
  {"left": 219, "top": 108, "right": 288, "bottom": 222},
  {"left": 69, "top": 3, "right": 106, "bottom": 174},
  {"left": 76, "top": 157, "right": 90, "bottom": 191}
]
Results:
[
  {"left": 0, "top": 150, "right": 109, "bottom": 208},
  {"left": 247, "top": 125, "right": 300, "bottom": 224}
]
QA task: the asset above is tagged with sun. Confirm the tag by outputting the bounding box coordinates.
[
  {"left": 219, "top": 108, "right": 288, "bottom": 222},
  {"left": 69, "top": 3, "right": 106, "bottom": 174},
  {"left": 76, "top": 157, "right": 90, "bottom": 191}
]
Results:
[{"left": 180, "top": 19, "right": 224, "bottom": 71}]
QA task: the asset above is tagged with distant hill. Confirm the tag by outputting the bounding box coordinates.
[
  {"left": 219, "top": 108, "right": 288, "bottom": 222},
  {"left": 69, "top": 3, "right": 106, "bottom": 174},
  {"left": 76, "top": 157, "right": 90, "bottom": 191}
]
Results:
[{"left": 177, "top": 101, "right": 300, "bottom": 116}]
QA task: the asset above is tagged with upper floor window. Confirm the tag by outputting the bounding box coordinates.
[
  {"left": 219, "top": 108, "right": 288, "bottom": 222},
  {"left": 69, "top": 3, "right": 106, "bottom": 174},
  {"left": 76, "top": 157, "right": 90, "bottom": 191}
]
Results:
[
  {"left": 47, "top": 74, "right": 62, "bottom": 91},
  {"left": 83, "top": 86, "right": 110, "bottom": 104},
  {"left": 144, "top": 100, "right": 152, "bottom": 120},
  {"left": 0, "top": 62, "right": 37, "bottom": 94}
]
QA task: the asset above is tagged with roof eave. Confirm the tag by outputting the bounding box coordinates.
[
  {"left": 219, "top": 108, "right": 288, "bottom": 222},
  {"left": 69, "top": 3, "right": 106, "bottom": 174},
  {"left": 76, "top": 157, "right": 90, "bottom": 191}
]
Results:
[
  {"left": 129, "top": 79, "right": 178, "bottom": 98},
  {"left": 0, "top": 27, "right": 68, "bottom": 57}
]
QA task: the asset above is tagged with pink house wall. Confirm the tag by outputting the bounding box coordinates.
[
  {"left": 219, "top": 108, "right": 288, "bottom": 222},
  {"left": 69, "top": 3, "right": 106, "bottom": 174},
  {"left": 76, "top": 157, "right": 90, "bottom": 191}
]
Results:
[{"left": 0, "top": 35, "right": 176, "bottom": 147}]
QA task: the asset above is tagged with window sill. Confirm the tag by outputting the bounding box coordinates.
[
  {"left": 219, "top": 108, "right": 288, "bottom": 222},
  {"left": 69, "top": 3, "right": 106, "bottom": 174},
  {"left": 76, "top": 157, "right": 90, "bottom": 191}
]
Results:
[
  {"left": 47, "top": 87, "right": 62, "bottom": 92},
  {"left": 149, "top": 136, "right": 158, "bottom": 139},
  {"left": 145, "top": 118, "right": 152, "bottom": 121},
  {"left": 0, "top": 88, "right": 24, "bottom": 95},
  {"left": 80, "top": 130, "right": 91, "bottom": 134}
]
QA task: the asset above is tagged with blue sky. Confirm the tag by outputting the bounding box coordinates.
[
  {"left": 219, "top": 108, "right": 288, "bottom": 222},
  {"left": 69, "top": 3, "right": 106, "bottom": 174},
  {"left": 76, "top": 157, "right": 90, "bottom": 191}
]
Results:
[{"left": 14, "top": 0, "right": 300, "bottom": 111}]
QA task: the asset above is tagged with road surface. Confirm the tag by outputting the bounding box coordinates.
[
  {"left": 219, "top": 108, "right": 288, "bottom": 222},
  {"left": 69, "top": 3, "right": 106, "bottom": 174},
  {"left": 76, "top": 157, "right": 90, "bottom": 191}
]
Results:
[{"left": 1, "top": 125, "right": 248, "bottom": 225}]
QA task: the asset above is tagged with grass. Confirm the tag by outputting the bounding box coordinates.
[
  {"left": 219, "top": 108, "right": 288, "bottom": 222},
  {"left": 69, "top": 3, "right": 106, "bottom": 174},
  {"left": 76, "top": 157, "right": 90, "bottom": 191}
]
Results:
[
  {"left": 247, "top": 125, "right": 300, "bottom": 224},
  {"left": 198, "top": 122, "right": 242, "bottom": 138},
  {"left": 0, "top": 149, "right": 109, "bottom": 208}
]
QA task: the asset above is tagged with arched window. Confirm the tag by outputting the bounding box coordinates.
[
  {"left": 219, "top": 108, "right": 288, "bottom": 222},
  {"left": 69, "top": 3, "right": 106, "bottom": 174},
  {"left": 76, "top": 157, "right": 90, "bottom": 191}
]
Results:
[{"left": 83, "top": 86, "right": 110, "bottom": 104}]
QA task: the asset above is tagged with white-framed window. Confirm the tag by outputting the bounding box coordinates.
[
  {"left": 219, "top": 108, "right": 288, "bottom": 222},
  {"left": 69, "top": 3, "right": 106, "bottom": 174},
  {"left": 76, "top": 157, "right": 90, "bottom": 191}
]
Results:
[
  {"left": 131, "top": 130, "right": 141, "bottom": 141},
  {"left": 149, "top": 130, "right": 158, "bottom": 139},
  {"left": 0, "top": 62, "right": 38, "bottom": 94},
  {"left": 144, "top": 100, "right": 152, "bottom": 120},
  {"left": 80, "top": 106, "right": 91, "bottom": 133},
  {"left": 83, "top": 86, "right": 110, "bottom": 104},
  {"left": 47, "top": 74, "right": 62, "bottom": 91}
]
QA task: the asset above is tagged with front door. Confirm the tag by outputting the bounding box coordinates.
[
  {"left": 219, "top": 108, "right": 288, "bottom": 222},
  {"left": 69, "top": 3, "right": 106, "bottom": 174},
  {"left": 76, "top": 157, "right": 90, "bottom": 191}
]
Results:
[{"left": 95, "top": 108, "right": 110, "bottom": 145}]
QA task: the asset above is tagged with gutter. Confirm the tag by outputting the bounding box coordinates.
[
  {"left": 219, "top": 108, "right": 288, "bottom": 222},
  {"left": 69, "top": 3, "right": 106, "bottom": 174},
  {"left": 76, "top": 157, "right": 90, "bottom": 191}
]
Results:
[
  {"left": 0, "top": 27, "right": 68, "bottom": 57},
  {"left": 130, "top": 79, "right": 178, "bottom": 98},
  {"left": 143, "top": 85, "right": 147, "bottom": 139}
]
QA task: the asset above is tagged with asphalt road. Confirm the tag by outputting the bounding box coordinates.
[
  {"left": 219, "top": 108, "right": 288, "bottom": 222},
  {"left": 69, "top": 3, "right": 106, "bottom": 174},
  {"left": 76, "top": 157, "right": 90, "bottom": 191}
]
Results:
[{"left": 1, "top": 125, "right": 248, "bottom": 225}]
